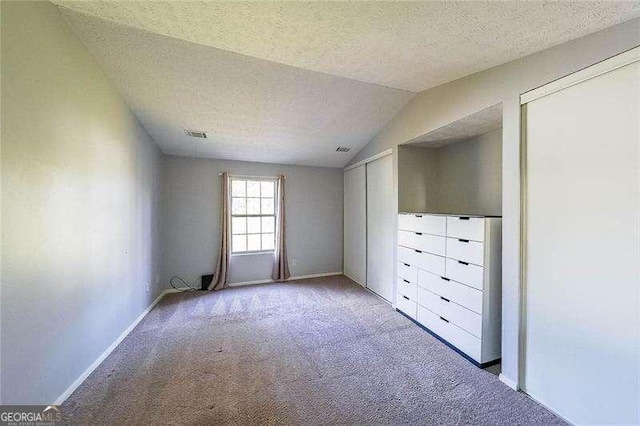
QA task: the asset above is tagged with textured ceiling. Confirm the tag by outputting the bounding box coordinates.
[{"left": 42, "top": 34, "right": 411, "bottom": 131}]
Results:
[
  {"left": 59, "top": 9, "right": 413, "bottom": 168},
  {"left": 407, "top": 104, "right": 503, "bottom": 149},
  {"left": 54, "top": 1, "right": 640, "bottom": 92}
]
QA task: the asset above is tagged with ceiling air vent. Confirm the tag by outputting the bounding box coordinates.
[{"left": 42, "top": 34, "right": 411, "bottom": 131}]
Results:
[
  {"left": 184, "top": 129, "right": 207, "bottom": 139},
  {"left": 336, "top": 147, "right": 351, "bottom": 153}
]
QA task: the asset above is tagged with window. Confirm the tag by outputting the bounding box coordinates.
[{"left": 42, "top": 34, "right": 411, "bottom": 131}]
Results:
[{"left": 230, "top": 178, "right": 277, "bottom": 253}]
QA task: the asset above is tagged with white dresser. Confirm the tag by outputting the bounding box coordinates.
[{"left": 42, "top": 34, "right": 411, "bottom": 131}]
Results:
[{"left": 396, "top": 213, "right": 502, "bottom": 366}]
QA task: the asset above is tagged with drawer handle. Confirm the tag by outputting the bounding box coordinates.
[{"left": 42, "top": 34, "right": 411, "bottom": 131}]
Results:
[
  {"left": 403, "top": 279, "right": 410, "bottom": 284},
  {"left": 440, "top": 276, "right": 450, "bottom": 281},
  {"left": 459, "top": 217, "right": 470, "bottom": 221},
  {"left": 440, "top": 296, "right": 450, "bottom": 302},
  {"left": 458, "top": 260, "right": 469, "bottom": 265},
  {"left": 439, "top": 316, "right": 449, "bottom": 323},
  {"left": 415, "top": 232, "right": 423, "bottom": 235},
  {"left": 403, "top": 263, "right": 410, "bottom": 267},
  {"left": 402, "top": 295, "right": 410, "bottom": 300},
  {"left": 458, "top": 239, "right": 470, "bottom": 243},
  {"left": 414, "top": 249, "right": 422, "bottom": 253}
]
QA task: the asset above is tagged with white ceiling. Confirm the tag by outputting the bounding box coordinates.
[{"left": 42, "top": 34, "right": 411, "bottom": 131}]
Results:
[
  {"left": 408, "top": 104, "right": 503, "bottom": 149},
  {"left": 59, "top": 9, "right": 413, "bottom": 168},
  {"left": 55, "top": 1, "right": 640, "bottom": 92},
  {"left": 54, "top": 1, "right": 640, "bottom": 167}
]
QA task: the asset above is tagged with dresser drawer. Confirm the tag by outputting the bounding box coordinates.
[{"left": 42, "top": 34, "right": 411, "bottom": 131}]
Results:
[
  {"left": 398, "top": 246, "right": 416, "bottom": 266},
  {"left": 417, "top": 288, "right": 482, "bottom": 337},
  {"left": 396, "top": 292, "right": 417, "bottom": 319},
  {"left": 399, "top": 245, "right": 445, "bottom": 276},
  {"left": 418, "top": 270, "right": 483, "bottom": 314},
  {"left": 414, "top": 250, "right": 445, "bottom": 276},
  {"left": 398, "top": 214, "right": 446, "bottom": 236},
  {"left": 398, "top": 261, "right": 418, "bottom": 283},
  {"left": 398, "top": 230, "right": 446, "bottom": 256},
  {"left": 417, "top": 305, "right": 481, "bottom": 361},
  {"left": 446, "top": 237, "right": 484, "bottom": 265},
  {"left": 446, "top": 216, "right": 485, "bottom": 242},
  {"left": 446, "top": 258, "right": 484, "bottom": 291},
  {"left": 397, "top": 277, "right": 418, "bottom": 300}
]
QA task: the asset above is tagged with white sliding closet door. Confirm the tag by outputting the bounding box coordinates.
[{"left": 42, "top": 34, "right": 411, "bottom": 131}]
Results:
[
  {"left": 344, "top": 165, "right": 366, "bottom": 286},
  {"left": 366, "top": 154, "right": 395, "bottom": 302},
  {"left": 523, "top": 52, "right": 639, "bottom": 424}
]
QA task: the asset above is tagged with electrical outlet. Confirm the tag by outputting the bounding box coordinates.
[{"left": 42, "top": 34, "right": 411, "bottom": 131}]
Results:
[
  {"left": 145, "top": 282, "right": 150, "bottom": 293},
  {"left": 155, "top": 275, "right": 160, "bottom": 285},
  {"left": 290, "top": 259, "right": 298, "bottom": 267}
]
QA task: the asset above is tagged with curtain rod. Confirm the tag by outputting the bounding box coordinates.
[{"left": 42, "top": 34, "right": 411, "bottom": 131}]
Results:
[{"left": 219, "top": 173, "right": 286, "bottom": 179}]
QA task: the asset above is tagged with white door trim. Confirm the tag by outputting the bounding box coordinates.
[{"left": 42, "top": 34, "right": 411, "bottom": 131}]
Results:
[
  {"left": 344, "top": 148, "right": 393, "bottom": 171},
  {"left": 521, "top": 46, "right": 639, "bottom": 104}
]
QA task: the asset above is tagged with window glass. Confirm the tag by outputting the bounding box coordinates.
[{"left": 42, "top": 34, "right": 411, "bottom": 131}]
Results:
[
  {"left": 232, "top": 217, "right": 246, "bottom": 234},
  {"left": 261, "top": 198, "right": 274, "bottom": 215},
  {"left": 230, "top": 177, "right": 278, "bottom": 253},
  {"left": 247, "top": 234, "right": 261, "bottom": 251},
  {"left": 261, "top": 181, "right": 274, "bottom": 198},
  {"left": 261, "top": 216, "right": 274, "bottom": 233},
  {"left": 247, "top": 217, "right": 261, "bottom": 234},
  {"left": 232, "top": 234, "right": 246, "bottom": 252},
  {"left": 232, "top": 198, "right": 246, "bottom": 215},
  {"left": 247, "top": 181, "right": 261, "bottom": 197},
  {"left": 262, "top": 234, "right": 275, "bottom": 251},
  {"left": 231, "top": 180, "right": 246, "bottom": 197}
]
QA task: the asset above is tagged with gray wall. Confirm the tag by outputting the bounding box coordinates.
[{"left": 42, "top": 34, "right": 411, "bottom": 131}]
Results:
[
  {"left": 162, "top": 156, "right": 344, "bottom": 286},
  {"left": 436, "top": 129, "right": 502, "bottom": 216},
  {"left": 1, "top": 2, "right": 164, "bottom": 404},
  {"left": 398, "top": 129, "right": 502, "bottom": 216},
  {"left": 397, "top": 146, "right": 438, "bottom": 213},
  {"left": 349, "top": 19, "right": 640, "bottom": 388}
]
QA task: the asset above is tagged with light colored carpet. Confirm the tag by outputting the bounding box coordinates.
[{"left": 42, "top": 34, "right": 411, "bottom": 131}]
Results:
[{"left": 62, "top": 276, "right": 562, "bottom": 425}]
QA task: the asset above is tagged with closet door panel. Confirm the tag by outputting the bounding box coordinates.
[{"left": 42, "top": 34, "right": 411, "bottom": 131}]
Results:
[
  {"left": 343, "top": 166, "right": 366, "bottom": 286},
  {"left": 524, "top": 59, "right": 639, "bottom": 425},
  {"left": 366, "top": 154, "right": 395, "bottom": 302}
]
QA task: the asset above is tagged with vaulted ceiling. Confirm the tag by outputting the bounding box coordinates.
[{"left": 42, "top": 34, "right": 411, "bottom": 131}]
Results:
[{"left": 54, "top": 1, "right": 640, "bottom": 167}]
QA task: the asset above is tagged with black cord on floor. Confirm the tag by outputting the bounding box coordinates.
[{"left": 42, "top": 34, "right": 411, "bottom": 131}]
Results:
[{"left": 170, "top": 276, "right": 200, "bottom": 292}]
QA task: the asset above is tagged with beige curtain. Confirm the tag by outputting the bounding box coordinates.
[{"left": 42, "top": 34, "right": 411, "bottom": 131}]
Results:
[
  {"left": 272, "top": 174, "right": 290, "bottom": 281},
  {"left": 209, "top": 172, "right": 230, "bottom": 290}
]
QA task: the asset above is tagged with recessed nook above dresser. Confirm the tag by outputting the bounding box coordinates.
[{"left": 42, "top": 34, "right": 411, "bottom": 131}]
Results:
[{"left": 398, "top": 104, "right": 503, "bottom": 217}]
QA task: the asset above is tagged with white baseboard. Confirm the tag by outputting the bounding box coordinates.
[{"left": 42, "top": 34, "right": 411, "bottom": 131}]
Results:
[
  {"left": 54, "top": 288, "right": 176, "bottom": 405},
  {"left": 499, "top": 373, "right": 519, "bottom": 391},
  {"left": 53, "top": 272, "right": 343, "bottom": 404},
  {"left": 228, "top": 278, "right": 273, "bottom": 287},
  {"left": 343, "top": 273, "right": 365, "bottom": 287},
  {"left": 228, "top": 271, "right": 343, "bottom": 287}
]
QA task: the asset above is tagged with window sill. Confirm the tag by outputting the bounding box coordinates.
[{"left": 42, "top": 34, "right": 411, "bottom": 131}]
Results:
[{"left": 231, "top": 250, "right": 274, "bottom": 257}]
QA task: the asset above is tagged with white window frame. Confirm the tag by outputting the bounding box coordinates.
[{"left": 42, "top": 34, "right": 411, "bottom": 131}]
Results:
[{"left": 229, "top": 176, "right": 278, "bottom": 255}]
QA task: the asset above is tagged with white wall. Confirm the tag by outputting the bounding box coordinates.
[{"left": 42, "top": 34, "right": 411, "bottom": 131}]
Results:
[
  {"left": 162, "top": 156, "right": 344, "bottom": 285},
  {"left": 349, "top": 18, "right": 640, "bottom": 387},
  {"left": 1, "top": 1, "right": 163, "bottom": 404}
]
